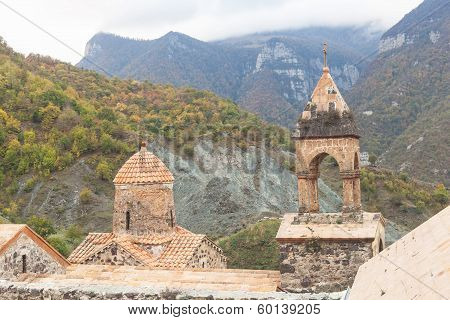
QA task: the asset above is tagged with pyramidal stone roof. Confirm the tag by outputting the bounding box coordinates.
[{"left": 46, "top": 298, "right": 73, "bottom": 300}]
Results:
[
  {"left": 293, "top": 63, "right": 359, "bottom": 139},
  {"left": 113, "top": 143, "right": 174, "bottom": 185},
  {"left": 309, "top": 67, "right": 350, "bottom": 114}
]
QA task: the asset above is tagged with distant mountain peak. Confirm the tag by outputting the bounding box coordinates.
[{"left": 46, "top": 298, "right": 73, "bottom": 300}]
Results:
[{"left": 158, "top": 31, "right": 204, "bottom": 46}]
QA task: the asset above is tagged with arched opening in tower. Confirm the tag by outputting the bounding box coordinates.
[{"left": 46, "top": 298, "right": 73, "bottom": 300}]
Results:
[{"left": 309, "top": 153, "right": 343, "bottom": 212}]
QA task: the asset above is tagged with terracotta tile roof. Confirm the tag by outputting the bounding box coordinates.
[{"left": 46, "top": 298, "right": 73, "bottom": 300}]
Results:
[
  {"left": 350, "top": 206, "right": 450, "bottom": 300},
  {"left": 174, "top": 225, "right": 194, "bottom": 235},
  {"left": 114, "top": 237, "right": 156, "bottom": 266},
  {"left": 113, "top": 145, "right": 174, "bottom": 185},
  {"left": 155, "top": 234, "right": 206, "bottom": 269},
  {"left": 68, "top": 233, "right": 115, "bottom": 264},
  {"left": 67, "top": 228, "right": 216, "bottom": 269},
  {"left": 0, "top": 224, "right": 69, "bottom": 267}
]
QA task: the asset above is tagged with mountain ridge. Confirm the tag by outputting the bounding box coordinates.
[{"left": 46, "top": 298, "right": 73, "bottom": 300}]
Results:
[{"left": 77, "top": 26, "right": 382, "bottom": 127}]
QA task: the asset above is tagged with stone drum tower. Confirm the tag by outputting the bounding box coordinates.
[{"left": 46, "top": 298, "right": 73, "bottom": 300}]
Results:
[
  {"left": 276, "top": 44, "right": 385, "bottom": 293},
  {"left": 112, "top": 142, "right": 175, "bottom": 236}
]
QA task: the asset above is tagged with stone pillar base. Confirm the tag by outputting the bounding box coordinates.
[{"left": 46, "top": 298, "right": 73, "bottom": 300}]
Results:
[{"left": 276, "top": 211, "right": 385, "bottom": 293}]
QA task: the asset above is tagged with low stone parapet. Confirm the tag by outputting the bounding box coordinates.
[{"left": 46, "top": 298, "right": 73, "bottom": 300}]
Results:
[{"left": 0, "top": 279, "right": 344, "bottom": 300}]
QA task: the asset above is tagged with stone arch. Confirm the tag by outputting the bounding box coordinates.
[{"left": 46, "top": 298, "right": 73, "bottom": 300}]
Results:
[
  {"left": 307, "top": 152, "right": 342, "bottom": 212},
  {"left": 295, "top": 137, "right": 361, "bottom": 213},
  {"left": 308, "top": 152, "right": 343, "bottom": 173}
]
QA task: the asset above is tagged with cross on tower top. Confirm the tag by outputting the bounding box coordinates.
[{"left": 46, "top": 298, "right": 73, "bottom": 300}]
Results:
[{"left": 323, "top": 42, "right": 327, "bottom": 68}]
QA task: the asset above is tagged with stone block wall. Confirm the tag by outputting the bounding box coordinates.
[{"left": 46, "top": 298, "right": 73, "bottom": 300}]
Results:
[
  {"left": 188, "top": 239, "right": 227, "bottom": 269},
  {"left": 0, "top": 233, "right": 65, "bottom": 280},
  {"left": 113, "top": 184, "right": 175, "bottom": 235},
  {"left": 84, "top": 243, "right": 143, "bottom": 266},
  {"left": 279, "top": 239, "right": 373, "bottom": 293}
]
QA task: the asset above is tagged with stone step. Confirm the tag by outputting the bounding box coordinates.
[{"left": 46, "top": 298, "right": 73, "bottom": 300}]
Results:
[{"left": 29, "top": 265, "right": 281, "bottom": 293}]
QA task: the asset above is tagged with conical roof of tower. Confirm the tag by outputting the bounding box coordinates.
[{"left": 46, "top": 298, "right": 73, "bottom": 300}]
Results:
[
  {"left": 309, "top": 67, "right": 350, "bottom": 114},
  {"left": 113, "top": 143, "right": 174, "bottom": 185},
  {"left": 293, "top": 62, "right": 359, "bottom": 140}
]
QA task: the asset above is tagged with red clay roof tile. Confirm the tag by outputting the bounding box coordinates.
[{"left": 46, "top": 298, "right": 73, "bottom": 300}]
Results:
[
  {"left": 67, "top": 228, "right": 215, "bottom": 269},
  {"left": 113, "top": 146, "right": 174, "bottom": 185}
]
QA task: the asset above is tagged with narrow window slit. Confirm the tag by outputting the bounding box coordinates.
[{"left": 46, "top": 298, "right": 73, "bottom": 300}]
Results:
[
  {"left": 126, "top": 211, "right": 130, "bottom": 230},
  {"left": 22, "top": 255, "right": 26, "bottom": 273}
]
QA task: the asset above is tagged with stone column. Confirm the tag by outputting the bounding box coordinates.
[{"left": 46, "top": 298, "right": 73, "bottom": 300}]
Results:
[
  {"left": 342, "top": 178, "right": 354, "bottom": 212},
  {"left": 352, "top": 175, "right": 361, "bottom": 210},
  {"left": 309, "top": 175, "right": 320, "bottom": 213},
  {"left": 297, "top": 175, "right": 309, "bottom": 213},
  {"left": 298, "top": 172, "right": 320, "bottom": 213},
  {"left": 340, "top": 170, "right": 355, "bottom": 213}
]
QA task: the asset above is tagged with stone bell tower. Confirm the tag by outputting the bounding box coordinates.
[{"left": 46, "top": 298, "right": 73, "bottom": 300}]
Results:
[
  {"left": 276, "top": 44, "right": 385, "bottom": 293},
  {"left": 294, "top": 42, "right": 361, "bottom": 214},
  {"left": 112, "top": 142, "right": 176, "bottom": 236}
]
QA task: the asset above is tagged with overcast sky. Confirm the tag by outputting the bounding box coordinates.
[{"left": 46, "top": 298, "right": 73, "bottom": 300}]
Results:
[{"left": 0, "top": 0, "right": 422, "bottom": 64}]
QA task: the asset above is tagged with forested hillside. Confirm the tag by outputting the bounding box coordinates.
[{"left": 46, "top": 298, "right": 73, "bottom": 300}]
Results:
[{"left": 348, "top": 0, "right": 449, "bottom": 184}]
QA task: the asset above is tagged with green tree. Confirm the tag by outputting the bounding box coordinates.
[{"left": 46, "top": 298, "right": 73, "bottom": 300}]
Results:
[
  {"left": 4, "top": 139, "right": 21, "bottom": 171},
  {"left": 432, "top": 184, "right": 449, "bottom": 205},
  {"left": 26, "top": 215, "right": 56, "bottom": 239},
  {"left": 64, "top": 224, "right": 84, "bottom": 244},
  {"left": 47, "top": 235, "right": 70, "bottom": 257},
  {"left": 23, "top": 129, "right": 36, "bottom": 144},
  {"left": 79, "top": 187, "right": 93, "bottom": 204},
  {"left": 40, "top": 103, "right": 61, "bottom": 130},
  {"left": 96, "top": 160, "right": 113, "bottom": 180},
  {"left": 368, "top": 154, "right": 377, "bottom": 165}
]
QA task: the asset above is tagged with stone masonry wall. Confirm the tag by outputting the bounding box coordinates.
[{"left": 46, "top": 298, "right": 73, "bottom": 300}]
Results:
[
  {"left": 83, "top": 243, "right": 143, "bottom": 266},
  {"left": 0, "top": 233, "right": 65, "bottom": 280},
  {"left": 0, "top": 281, "right": 343, "bottom": 300},
  {"left": 188, "top": 239, "right": 227, "bottom": 269},
  {"left": 279, "top": 239, "right": 373, "bottom": 293},
  {"left": 113, "top": 184, "right": 175, "bottom": 236}
]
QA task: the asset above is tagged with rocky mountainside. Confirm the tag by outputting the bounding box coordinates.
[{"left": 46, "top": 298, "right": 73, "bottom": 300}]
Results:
[
  {"left": 348, "top": 0, "right": 450, "bottom": 184},
  {"left": 77, "top": 27, "right": 382, "bottom": 127}
]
